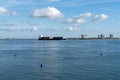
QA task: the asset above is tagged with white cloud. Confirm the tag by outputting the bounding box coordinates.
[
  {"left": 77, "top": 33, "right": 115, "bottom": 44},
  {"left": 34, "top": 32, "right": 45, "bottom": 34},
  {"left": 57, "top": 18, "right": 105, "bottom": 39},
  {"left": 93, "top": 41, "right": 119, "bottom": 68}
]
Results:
[
  {"left": 10, "top": 11, "right": 17, "bottom": 16},
  {"left": 31, "top": 7, "right": 63, "bottom": 19},
  {"left": 66, "top": 12, "right": 92, "bottom": 24},
  {"left": 67, "top": 18, "right": 85, "bottom": 24},
  {"left": 31, "top": 27, "right": 38, "bottom": 31},
  {"left": 77, "top": 12, "right": 92, "bottom": 18},
  {"left": 76, "top": 19, "right": 85, "bottom": 24},
  {"left": 0, "top": 6, "right": 17, "bottom": 16},
  {"left": 67, "top": 18, "right": 73, "bottom": 23},
  {"left": 94, "top": 14, "right": 109, "bottom": 21},
  {"left": 68, "top": 26, "right": 74, "bottom": 31},
  {"left": 0, "top": 7, "right": 8, "bottom": 13},
  {"left": 66, "top": 13, "right": 109, "bottom": 31},
  {"left": 68, "top": 26, "right": 78, "bottom": 31},
  {"left": 52, "top": 27, "right": 60, "bottom": 31},
  {"left": 66, "top": 13, "right": 109, "bottom": 24},
  {"left": 0, "top": 27, "right": 16, "bottom": 31}
]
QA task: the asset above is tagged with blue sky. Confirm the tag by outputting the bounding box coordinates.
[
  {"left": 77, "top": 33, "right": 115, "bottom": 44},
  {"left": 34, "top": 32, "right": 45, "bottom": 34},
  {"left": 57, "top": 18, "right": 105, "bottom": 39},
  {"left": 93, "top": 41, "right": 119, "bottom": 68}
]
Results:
[{"left": 0, "top": 0, "right": 120, "bottom": 39}]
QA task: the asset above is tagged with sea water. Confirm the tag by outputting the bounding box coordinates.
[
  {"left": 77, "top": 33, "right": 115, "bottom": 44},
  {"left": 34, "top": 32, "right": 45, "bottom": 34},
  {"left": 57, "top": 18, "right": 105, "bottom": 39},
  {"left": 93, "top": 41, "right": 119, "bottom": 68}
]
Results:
[{"left": 0, "top": 40, "right": 120, "bottom": 80}]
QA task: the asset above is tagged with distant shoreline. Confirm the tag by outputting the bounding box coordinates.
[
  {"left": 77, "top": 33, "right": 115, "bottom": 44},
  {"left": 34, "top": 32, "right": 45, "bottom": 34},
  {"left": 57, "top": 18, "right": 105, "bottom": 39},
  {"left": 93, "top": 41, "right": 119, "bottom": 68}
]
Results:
[
  {"left": 0, "top": 38, "right": 120, "bottom": 40},
  {"left": 66, "top": 38, "right": 120, "bottom": 40}
]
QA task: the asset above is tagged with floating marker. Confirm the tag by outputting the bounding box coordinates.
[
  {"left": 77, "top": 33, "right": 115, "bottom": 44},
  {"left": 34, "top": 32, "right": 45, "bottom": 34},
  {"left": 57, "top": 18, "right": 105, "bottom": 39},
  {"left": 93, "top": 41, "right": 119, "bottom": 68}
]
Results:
[
  {"left": 100, "top": 53, "right": 103, "bottom": 56},
  {"left": 40, "top": 64, "right": 43, "bottom": 68},
  {"left": 14, "top": 54, "right": 17, "bottom": 57}
]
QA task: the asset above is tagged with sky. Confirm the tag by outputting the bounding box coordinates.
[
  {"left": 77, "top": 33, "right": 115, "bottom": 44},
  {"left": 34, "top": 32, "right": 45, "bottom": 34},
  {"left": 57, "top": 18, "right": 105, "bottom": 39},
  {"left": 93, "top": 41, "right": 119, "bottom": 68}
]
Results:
[{"left": 0, "top": 0, "right": 120, "bottom": 39}]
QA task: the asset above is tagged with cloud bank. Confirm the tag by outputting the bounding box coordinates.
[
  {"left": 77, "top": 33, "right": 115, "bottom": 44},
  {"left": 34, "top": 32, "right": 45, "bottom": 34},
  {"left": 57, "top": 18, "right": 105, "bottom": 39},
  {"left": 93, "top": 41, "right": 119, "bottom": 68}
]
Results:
[
  {"left": 66, "top": 12, "right": 109, "bottom": 31},
  {"left": 0, "top": 7, "right": 8, "bottom": 13},
  {"left": 94, "top": 14, "right": 109, "bottom": 21},
  {"left": 66, "top": 12, "right": 92, "bottom": 24},
  {"left": 31, "top": 7, "right": 63, "bottom": 19},
  {"left": 66, "top": 13, "right": 108, "bottom": 24},
  {"left": 0, "top": 6, "right": 17, "bottom": 16}
]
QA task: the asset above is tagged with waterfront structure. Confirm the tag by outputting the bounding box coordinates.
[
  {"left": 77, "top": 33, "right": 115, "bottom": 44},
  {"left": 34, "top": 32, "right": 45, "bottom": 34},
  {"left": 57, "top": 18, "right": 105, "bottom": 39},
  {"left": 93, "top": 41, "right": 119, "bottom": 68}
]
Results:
[
  {"left": 109, "top": 34, "right": 113, "bottom": 38},
  {"left": 97, "top": 35, "right": 100, "bottom": 39},
  {"left": 97, "top": 34, "right": 104, "bottom": 39},
  {"left": 97, "top": 34, "right": 115, "bottom": 39},
  {"left": 81, "top": 34, "right": 88, "bottom": 39},
  {"left": 100, "top": 34, "right": 105, "bottom": 39},
  {"left": 38, "top": 34, "right": 119, "bottom": 40}
]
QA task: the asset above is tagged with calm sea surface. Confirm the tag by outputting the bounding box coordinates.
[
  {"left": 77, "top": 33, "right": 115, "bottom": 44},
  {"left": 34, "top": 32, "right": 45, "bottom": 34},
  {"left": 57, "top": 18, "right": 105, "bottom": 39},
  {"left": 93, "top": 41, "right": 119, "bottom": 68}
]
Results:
[{"left": 0, "top": 40, "right": 120, "bottom": 80}]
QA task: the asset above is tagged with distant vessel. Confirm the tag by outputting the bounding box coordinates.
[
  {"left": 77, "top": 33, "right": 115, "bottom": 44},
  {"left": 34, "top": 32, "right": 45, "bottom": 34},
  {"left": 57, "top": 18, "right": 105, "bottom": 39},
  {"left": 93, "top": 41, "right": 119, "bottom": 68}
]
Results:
[{"left": 38, "top": 35, "right": 65, "bottom": 40}]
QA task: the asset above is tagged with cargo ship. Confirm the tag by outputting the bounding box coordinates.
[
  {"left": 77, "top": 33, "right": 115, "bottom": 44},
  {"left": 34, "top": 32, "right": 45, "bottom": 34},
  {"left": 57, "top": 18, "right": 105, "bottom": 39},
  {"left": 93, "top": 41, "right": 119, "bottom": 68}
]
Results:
[{"left": 38, "top": 35, "right": 65, "bottom": 40}]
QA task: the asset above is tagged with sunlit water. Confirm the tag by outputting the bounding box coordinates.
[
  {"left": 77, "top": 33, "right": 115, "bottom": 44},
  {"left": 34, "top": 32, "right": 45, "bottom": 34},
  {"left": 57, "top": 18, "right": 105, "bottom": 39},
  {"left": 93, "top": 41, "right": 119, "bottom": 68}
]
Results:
[{"left": 0, "top": 40, "right": 120, "bottom": 80}]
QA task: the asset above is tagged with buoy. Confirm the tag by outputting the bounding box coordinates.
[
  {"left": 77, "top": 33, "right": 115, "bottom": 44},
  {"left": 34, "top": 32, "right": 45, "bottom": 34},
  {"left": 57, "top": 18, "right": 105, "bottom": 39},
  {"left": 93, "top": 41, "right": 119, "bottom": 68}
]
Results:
[
  {"left": 40, "top": 64, "right": 43, "bottom": 68},
  {"left": 100, "top": 53, "right": 103, "bottom": 56},
  {"left": 14, "top": 54, "right": 17, "bottom": 57}
]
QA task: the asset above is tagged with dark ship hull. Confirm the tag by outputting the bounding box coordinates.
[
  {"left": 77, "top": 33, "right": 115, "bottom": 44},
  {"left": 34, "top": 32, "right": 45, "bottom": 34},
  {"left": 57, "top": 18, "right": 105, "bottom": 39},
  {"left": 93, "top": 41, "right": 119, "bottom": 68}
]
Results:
[{"left": 38, "top": 37, "right": 65, "bottom": 40}]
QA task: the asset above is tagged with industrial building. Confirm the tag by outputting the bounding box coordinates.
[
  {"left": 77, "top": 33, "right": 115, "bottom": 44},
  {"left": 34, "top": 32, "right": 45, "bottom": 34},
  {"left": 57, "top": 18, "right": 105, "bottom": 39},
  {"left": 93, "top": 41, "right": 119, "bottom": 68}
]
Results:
[{"left": 81, "top": 34, "right": 88, "bottom": 39}]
